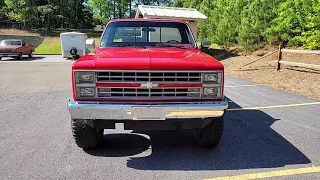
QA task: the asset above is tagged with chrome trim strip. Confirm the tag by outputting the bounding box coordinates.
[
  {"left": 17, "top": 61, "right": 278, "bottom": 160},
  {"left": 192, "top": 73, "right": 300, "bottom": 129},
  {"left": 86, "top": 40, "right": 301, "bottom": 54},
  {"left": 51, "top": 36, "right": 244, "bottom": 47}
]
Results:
[
  {"left": 96, "top": 76, "right": 201, "bottom": 78},
  {"left": 75, "top": 84, "right": 96, "bottom": 87},
  {"left": 67, "top": 100, "right": 228, "bottom": 120}
]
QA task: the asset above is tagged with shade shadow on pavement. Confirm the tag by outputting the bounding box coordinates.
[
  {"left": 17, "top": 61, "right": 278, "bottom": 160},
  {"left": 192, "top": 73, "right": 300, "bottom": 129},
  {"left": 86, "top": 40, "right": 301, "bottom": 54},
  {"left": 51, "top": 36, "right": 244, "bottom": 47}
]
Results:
[
  {"left": 201, "top": 48, "right": 237, "bottom": 61},
  {"left": 85, "top": 97, "right": 311, "bottom": 170},
  {"left": 0, "top": 56, "right": 45, "bottom": 61},
  {"left": 85, "top": 133, "right": 150, "bottom": 157}
]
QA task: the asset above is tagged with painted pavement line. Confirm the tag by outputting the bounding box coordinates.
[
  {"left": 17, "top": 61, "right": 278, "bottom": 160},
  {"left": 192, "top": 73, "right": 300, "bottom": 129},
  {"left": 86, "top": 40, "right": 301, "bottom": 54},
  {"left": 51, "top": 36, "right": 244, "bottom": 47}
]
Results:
[
  {"left": 227, "top": 102, "right": 320, "bottom": 111},
  {"left": 204, "top": 166, "right": 320, "bottom": 180}
]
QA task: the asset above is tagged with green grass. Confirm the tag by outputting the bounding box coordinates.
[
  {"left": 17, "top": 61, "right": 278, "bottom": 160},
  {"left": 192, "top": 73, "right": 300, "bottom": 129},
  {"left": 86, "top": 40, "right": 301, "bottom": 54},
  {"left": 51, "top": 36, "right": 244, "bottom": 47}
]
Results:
[
  {"left": 210, "top": 43, "right": 222, "bottom": 49},
  {"left": 34, "top": 36, "right": 101, "bottom": 54},
  {"left": 34, "top": 37, "right": 61, "bottom": 54},
  {"left": 197, "top": 42, "right": 222, "bottom": 49}
]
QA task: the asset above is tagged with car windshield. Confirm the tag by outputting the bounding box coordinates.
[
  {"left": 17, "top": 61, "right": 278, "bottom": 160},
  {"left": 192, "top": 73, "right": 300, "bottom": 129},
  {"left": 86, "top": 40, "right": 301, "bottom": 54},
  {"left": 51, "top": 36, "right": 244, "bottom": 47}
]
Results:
[
  {"left": 100, "top": 21, "right": 196, "bottom": 48},
  {"left": 1, "top": 40, "right": 21, "bottom": 46}
]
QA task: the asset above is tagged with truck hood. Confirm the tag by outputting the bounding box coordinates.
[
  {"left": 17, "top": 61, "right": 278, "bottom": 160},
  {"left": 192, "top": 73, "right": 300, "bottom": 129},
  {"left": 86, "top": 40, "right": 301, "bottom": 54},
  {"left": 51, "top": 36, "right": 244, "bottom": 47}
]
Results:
[{"left": 73, "top": 48, "right": 223, "bottom": 70}]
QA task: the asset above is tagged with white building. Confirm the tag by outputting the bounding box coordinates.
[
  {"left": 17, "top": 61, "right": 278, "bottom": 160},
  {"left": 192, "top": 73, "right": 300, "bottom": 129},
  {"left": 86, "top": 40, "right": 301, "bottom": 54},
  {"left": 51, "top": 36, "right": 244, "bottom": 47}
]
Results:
[{"left": 135, "top": 5, "right": 208, "bottom": 40}]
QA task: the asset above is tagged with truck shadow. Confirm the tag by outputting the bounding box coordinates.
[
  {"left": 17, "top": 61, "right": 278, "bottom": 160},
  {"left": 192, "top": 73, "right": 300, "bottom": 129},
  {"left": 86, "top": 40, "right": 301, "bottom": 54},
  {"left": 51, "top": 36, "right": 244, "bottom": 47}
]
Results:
[{"left": 85, "top": 97, "right": 311, "bottom": 170}]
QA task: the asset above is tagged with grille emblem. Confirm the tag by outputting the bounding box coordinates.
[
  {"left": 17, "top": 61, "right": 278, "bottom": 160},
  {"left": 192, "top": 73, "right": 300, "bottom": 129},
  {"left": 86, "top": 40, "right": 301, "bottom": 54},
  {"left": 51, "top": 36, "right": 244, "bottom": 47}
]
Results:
[{"left": 140, "top": 82, "right": 159, "bottom": 89}]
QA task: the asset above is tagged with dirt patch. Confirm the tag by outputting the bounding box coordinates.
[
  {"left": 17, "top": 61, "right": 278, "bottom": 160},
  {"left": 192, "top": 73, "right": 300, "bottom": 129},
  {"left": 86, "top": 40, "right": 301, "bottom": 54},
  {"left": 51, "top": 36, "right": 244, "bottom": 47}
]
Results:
[
  {"left": 0, "top": 29, "right": 40, "bottom": 36},
  {"left": 221, "top": 52, "right": 320, "bottom": 100},
  {"left": 282, "top": 53, "right": 320, "bottom": 64}
]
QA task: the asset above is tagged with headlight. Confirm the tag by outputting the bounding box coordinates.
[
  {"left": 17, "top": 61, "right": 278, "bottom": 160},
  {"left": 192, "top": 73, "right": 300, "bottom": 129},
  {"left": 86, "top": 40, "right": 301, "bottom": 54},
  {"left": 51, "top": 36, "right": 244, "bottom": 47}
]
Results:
[
  {"left": 76, "top": 87, "right": 95, "bottom": 97},
  {"left": 203, "top": 73, "right": 221, "bottom": 83},
  {"left": 203, "top": 87, "right": 221, "bottom": 98},
  {"left": 75, "top": 72, "right": 94, "bottom": 83}
]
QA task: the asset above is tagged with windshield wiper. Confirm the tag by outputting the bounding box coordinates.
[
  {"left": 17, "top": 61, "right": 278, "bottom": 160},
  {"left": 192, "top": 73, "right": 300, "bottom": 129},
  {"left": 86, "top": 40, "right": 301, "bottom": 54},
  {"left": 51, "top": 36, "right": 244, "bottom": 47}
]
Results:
[
  {"left": 151, "top": 43, "right": 186, "bottom": 50},
  {"left": 113, "top": 44, "right": 145, "bottom": 48}
]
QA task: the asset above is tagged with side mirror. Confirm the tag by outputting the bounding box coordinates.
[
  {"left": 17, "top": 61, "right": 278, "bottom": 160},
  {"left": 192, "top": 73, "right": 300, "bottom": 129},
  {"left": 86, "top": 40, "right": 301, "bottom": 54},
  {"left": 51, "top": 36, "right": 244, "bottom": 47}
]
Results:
[
  {"left": 86, "top": 39, "right": 96, "bottom": 50},
  {"left": 200, "top": 40, "right": 211, "bottom": 49}
]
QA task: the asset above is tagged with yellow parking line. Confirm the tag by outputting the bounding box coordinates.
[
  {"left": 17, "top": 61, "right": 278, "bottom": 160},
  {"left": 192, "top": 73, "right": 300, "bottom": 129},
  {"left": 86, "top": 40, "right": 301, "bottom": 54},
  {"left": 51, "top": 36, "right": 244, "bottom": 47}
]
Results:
[
  {"left": 225, "top": 84, "right": 263, "bottom": 88},
  {"left": 204, "top": 166, "right": 320, "bottom": 180},
  {"left": 227, "top": 102, "right": 320, "bottom": 111}
]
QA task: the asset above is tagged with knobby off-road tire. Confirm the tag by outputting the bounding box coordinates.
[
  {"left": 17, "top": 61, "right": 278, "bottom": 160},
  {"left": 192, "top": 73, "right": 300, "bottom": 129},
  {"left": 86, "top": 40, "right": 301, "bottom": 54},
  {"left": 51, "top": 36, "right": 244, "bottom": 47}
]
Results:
[
  {"left": 17, "top": 53, "right": 23, "bottom": 60},
  {"left": 194, "top": 117, "right": 224, "bottom": 147},
  {"left": 71, "top": 118, "right": 103, "bottom": 149},
  {"left": 28, "top": 51, "right": 33, "bottom": 58}
]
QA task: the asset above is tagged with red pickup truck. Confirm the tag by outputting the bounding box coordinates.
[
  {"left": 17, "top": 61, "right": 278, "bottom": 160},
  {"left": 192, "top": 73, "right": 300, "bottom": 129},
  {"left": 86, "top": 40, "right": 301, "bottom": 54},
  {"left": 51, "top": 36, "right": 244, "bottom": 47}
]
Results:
[
  {"left": 0, "top": 39, "right": 35, "bottom": 60},
  {"left": 67, "top": 19, "right": 228, "bottom": 149}
]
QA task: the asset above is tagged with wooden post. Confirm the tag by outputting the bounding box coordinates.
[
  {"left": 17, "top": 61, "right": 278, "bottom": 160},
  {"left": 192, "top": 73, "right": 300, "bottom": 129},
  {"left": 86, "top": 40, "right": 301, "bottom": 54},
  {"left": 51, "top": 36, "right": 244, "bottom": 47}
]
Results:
[{"left": 277, "top": 43, "right": 283, "bottom": 70}]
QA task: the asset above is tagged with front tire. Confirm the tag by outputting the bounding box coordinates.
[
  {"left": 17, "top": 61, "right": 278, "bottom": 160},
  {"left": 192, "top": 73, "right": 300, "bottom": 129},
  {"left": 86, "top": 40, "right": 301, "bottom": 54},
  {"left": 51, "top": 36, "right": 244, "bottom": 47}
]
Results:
[
  {"left": 71, "top": 119, "right": 103, "bottom": 149},
  {"left": 28, "top": 51, "right": 33, "bottom": 58},
  {"left": 17, "top": 53, "right": 23, "bottom": 60},
  {"left": 193, "top": 117, "right": 224, "bottom": 147}
]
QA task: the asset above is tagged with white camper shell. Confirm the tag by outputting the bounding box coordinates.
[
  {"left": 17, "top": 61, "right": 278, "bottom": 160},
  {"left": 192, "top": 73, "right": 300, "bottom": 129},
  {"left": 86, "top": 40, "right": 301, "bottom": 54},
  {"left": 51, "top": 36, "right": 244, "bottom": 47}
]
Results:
[{"left": 60, "top": 32, "right": 87, "bottom": 58}]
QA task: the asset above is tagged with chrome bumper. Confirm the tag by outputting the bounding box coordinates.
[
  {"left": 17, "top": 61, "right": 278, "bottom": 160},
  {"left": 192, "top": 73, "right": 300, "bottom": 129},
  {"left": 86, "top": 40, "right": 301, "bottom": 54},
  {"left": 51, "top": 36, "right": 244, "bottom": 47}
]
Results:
[
  {"left": 67, "top": 100, "right": 228, "bottom": 120},
  {"left": 0, "top": 53, "right": 18, "bottom": 57}
]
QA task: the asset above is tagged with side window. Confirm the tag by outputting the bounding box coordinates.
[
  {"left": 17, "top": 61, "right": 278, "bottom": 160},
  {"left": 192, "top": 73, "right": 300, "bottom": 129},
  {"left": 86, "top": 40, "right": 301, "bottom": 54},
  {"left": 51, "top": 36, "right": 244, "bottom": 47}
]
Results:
[
  {"left": 149, "top": 27, "right": 182, "bottom": 43},
  {"left": 22, "top": 41, "right": 25, "bottom": 46}
]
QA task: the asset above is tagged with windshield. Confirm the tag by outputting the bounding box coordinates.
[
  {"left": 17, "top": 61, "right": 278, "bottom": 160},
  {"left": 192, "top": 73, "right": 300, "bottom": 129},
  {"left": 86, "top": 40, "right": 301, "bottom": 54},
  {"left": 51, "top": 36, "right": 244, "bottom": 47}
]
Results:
[
  {"left": 1, "top": 40, "right": 21, "bottom": 46},
  {"left": 100, "top": 21, "right": 196, "bottom": 48}
]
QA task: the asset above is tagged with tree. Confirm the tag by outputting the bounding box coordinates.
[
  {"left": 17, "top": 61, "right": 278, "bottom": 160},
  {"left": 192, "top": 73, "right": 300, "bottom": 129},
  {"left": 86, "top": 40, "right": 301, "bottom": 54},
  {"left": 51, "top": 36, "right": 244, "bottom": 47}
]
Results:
[
  {"left": 88, "top": 0, "right": 112, "bottom": 24},
  {"left": 37, "top": 5, "right": 55, "bottom": 31},
  {"left": 4, "top": 0, "right": 34, "bottom": 24},
  {"left": 265, "top": 0, "right": 314, "bottom": 46}
]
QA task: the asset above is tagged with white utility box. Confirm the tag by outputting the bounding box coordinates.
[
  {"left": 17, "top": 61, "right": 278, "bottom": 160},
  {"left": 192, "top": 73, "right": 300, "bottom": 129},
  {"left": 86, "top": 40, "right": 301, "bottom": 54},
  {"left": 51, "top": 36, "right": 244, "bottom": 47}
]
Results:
[{"left": 60, "top": 32, "right": 87, "bottom": 58}]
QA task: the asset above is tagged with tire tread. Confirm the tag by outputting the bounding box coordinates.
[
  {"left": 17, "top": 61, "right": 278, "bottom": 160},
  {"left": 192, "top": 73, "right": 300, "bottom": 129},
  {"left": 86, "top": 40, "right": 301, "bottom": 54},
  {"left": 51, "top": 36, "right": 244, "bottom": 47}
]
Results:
[
  {"left": 196, "top": 117, "right": 224, "bottom": 147},
  {"left": 71, "top": 119, "right": 103, "bottom": 149}
]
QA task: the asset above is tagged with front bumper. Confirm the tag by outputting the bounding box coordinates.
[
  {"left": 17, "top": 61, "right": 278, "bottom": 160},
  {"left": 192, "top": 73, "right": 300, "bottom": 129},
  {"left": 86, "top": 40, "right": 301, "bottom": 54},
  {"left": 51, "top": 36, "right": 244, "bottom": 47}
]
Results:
[{"left": 67, "top": 100, "right": 228, "bottom": 120}]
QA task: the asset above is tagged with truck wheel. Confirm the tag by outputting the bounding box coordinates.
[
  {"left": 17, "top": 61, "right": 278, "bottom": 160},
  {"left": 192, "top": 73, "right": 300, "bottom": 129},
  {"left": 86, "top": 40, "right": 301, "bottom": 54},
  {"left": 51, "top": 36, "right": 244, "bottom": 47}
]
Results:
[
  {"left": 17, "top": 53, "right": 23, "bottom": 60},
  {"left": 71, "top": 118, "right": 103, "bottom": 149},
  {"left": 28, "top": 52, "right": 33, "bottom": 58},
  {"left": 193, "top": 117, "right": 224, "bottom": 147}
]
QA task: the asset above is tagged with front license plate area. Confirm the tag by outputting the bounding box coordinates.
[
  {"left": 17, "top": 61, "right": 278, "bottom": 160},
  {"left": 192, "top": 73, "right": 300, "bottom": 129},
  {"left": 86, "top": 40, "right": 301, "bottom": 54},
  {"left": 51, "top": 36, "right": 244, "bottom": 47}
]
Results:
[{"left": 133, "top": 107, "right": 166, "bottom": 120}]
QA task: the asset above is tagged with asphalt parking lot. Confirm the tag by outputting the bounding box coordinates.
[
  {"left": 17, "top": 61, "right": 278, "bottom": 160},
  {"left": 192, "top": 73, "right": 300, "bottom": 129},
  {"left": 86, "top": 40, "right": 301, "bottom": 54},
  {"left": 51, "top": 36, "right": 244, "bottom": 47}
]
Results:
[{"left": 1, "top": 55, "right": 320, "bottom": 180}]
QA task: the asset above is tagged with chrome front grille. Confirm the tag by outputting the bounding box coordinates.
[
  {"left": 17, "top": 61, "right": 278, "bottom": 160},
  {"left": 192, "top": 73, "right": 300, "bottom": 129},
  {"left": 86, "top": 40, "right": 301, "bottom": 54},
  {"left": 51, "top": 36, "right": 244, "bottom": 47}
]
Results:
[
  {"left": 96, "top": 72, "right": 201, "bottom": 82},
  {"left": 97, "top": 88, "right": 201, "bottom": 98}
]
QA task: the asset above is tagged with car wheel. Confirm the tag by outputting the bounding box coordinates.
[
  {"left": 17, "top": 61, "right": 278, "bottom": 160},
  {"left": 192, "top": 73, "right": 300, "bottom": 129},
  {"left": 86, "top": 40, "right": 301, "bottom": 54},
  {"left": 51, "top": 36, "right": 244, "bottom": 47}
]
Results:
[
  {"left": 193, "top": 117, "right": 224, "bottom": 147},
  {"left": 71, "top": 118, "right": 103, "bottom": 149},
  {"left": 28, "top": 52, "right": 33, "bottom": 58},
  {"left": 17, "top": 53, "right": 23, "bottom": 60}
]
